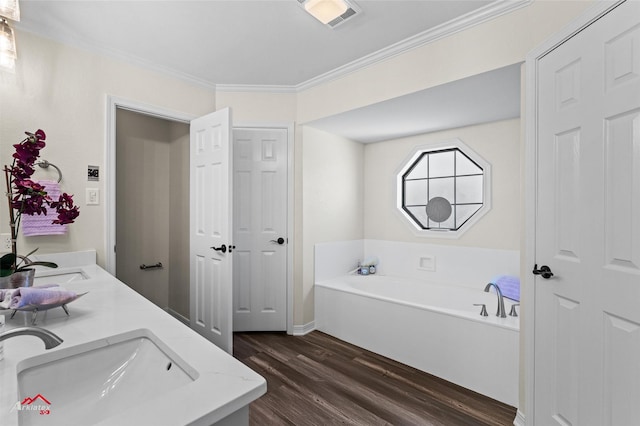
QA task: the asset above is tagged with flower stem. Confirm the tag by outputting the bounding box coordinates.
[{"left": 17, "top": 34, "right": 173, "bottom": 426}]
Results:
[{"left": 3, "top": 166, "right": 18, "bottom": 271}]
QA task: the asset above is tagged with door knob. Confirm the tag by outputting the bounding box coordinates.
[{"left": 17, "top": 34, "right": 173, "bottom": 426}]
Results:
[
  {"left": 270, "top": 237, "right": 285, "bottom": 245},
  {"left": 211, "top": 244, "right": 227, "bottom": 253},
  {"left": 532, "top": 264, "right": 554, "bottom": 279}
]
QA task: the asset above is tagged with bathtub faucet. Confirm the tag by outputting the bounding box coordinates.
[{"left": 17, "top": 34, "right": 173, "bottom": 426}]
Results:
[{"left": 484, "top": 283, "right": 507, "bottom": 318}]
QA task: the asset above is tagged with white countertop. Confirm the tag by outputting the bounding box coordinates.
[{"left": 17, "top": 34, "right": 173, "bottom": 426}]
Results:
[{"left": 0, "top": 251, "right": 266, "bottom": 426}]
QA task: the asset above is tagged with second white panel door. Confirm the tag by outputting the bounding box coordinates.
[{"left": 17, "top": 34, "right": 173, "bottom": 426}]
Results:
[
  {"left": 534, "top": 1, "right": 640, "bottom": 424},
  {"left": 233, "top": 127, "right": 288, "bottom": 331}
]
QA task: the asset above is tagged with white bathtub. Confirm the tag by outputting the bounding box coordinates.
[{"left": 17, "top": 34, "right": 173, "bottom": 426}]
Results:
[{"left": 315, "top": 274, "right": 519, "bottom": 407}]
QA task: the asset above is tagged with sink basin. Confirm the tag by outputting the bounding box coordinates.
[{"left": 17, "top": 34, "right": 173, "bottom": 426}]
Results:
[
  {"left": 33, "top": 267, "right": 89, "bottom": 286},
  {"left": 16, "top": 329, "right": 198, "bottom": 426}
]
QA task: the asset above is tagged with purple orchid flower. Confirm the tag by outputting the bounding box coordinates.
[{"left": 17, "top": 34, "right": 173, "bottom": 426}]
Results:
[{"left": 50, "top": 193, "right": 80, "bottom": 225}]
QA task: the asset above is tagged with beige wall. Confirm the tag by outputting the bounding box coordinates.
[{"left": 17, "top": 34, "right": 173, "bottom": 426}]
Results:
[
  {"left": 364, "top": 118, "right": 521, "bottom": 250},
  {"left": 301, "top": 126, "right": 364, "bottom": 325},
  {"left": 0, "top": 31, "right": 216, "bottom": 265},
  {"left": 215, "top": 91, "right": 296, "bottom": 124}
]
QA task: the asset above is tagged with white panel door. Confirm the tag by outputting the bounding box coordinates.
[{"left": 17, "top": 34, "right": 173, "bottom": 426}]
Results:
[
  {"left": 535, "top": 1, "right": 640, "bottom": 424},
  {"left": 189, "top": 108, "right": 233, "bottom": 354},
  {"left": 232, "top": 127, "right": 287, "bottom": 331}
]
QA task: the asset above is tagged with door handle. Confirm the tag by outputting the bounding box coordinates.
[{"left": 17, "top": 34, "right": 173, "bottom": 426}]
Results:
[
  {"left": 211, "top": 244, "right": 227, "bottom": 253},
  {"left": 140, "top": 262, "right": 163, "bottom": 270},
  {"left": 270, "top": 237, "right": 285, "bottom": 245},
  {"left": 532, "top": 264, "right": 554, "bottom": 279}
]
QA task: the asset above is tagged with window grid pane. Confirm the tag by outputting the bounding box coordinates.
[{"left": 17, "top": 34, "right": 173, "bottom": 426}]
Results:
[{"left": 401, "top": 147, "right": 484, "bottom": 231}]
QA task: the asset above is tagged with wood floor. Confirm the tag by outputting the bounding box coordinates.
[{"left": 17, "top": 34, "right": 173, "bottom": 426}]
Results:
[{"left": 233, "top": 331, "right": 516, "bottom": 426}]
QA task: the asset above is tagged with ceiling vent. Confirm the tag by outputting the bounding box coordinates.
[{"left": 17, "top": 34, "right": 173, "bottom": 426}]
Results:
[{"left": 297, "top": 0, "right": 361, "bottom": 29}]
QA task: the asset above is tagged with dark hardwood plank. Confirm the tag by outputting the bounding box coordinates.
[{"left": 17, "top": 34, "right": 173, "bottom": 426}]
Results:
[{"left": 234, "top": 331, "right": 516, "bottom": 426}]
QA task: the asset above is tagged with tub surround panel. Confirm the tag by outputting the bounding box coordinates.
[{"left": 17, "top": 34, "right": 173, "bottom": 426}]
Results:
[
  {"left": 365, "top": 239, "right": 519, "bottom": 289},
  {"left": 314, "top": 239, "right": 519, "bottom": 289}
]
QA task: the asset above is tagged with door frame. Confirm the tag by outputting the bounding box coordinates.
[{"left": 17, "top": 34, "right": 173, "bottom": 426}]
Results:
[
  {"left": 105, "top": 98, "right": 295, "bottom": 334},
  {"left": 105, "top": 95, "right": 195, "bottom": 276},
  {"left": 523, "top": 1, "right": 625, "bottom": 424},
  {"left": 233, "top": 122, "right": 295, "bottom": 335}
]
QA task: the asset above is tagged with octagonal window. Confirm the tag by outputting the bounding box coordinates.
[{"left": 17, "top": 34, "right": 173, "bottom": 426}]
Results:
[{"left": 396, "top": 140, "right": 491, "bottom": 237}]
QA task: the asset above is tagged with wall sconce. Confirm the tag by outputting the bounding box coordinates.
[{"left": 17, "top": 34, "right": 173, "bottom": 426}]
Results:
[
  {"left": 0, "top": 17, "right": 17, "bottom": 70},
  {"left": 0, "top": 0, "right": 18, "bottom": 71},
  {"left": 0, "top": 0, "right": 19, "bottom": 22},
  {"left": 304, "top": 0, "right": 348, "bottom": 24}
]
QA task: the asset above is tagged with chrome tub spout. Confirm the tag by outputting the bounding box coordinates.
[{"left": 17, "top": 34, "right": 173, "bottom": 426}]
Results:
[{"left": 484, "top": 283, "right": 507, "bottom": 318}]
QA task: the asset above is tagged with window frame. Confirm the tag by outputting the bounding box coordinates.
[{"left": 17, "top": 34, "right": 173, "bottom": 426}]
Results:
[{"left": 395, "top": 139, "right": 492, "bottom": 238}]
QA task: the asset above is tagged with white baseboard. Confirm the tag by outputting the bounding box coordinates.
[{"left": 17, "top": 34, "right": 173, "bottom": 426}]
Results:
[
  {"left": 292, "top": 321, "right": 315, "bottom": 336},
  {"left": 166, "top": 308, "right": 190, "bottom": 326},
  {"left": 513, "top": 409, "right": 525, "bottom": 426}
]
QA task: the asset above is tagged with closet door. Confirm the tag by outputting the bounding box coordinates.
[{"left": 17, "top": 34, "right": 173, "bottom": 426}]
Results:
[
  {"left": 533, "top": 1, "right": 640, "bottom": 424},
  {"left": 232, "top": 127, "right": 288, "bottom": 332}
]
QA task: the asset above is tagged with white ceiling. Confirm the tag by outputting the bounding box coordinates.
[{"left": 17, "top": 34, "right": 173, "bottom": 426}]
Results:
[
  {"left": 307, "top": 63, "right": 522, "bottom": 143},
  {"left": 17, "top": 0, "right": 512, "bottom": 88},
  {"left": 15, "top": 0, "right": 524, "bottom": 142}
]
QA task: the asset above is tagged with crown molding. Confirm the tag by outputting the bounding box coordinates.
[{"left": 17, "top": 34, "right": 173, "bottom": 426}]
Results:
[
  {"left": 294, "top": 0, "right": 532, "bottom": 92},
  {"left": 215, "top": 84, "right": 297, "bottom": 94}
]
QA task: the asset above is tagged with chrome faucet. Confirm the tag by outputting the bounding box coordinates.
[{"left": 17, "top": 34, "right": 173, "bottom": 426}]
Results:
[
  {"left": 0, "top": 327, "right": 63, "bottom": 350},
  {"left": 484, "top": 283, "right": 507, "bottom": 318}
]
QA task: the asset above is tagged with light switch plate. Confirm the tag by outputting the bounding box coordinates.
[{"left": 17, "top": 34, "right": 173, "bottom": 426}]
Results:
[{"left": 86, "top": 188, "right": 99, "bottom": 205}]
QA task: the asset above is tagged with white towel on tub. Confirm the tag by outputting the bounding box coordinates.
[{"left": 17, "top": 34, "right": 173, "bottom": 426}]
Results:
[{"left": 21, "top": 180, "right": 67, "bottom": 236}]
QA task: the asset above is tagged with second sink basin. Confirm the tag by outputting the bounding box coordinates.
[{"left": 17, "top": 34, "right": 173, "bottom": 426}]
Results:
[
  {"left": 16, "top": 328, "right": 198, "bottom": 426},
  {"left": 33, "top": 267, "right": 89, "bottom": 286}
]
